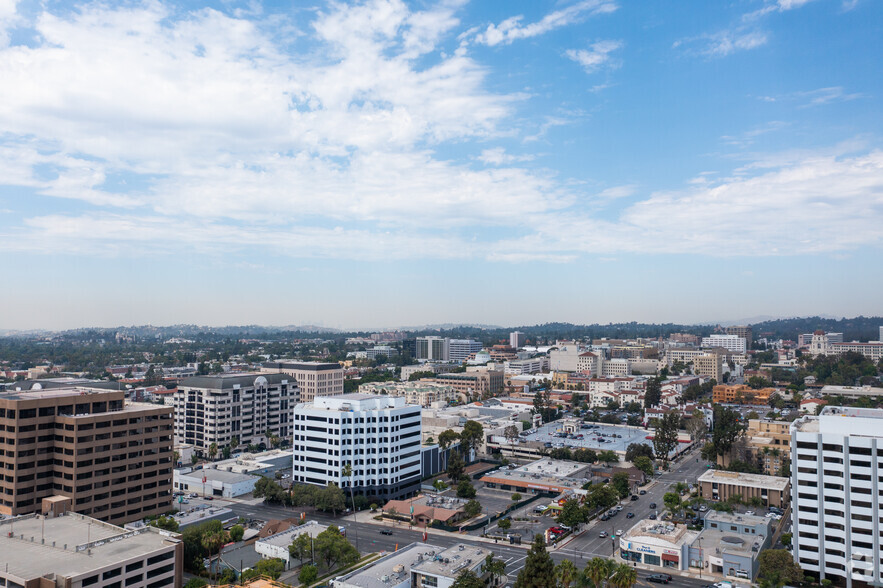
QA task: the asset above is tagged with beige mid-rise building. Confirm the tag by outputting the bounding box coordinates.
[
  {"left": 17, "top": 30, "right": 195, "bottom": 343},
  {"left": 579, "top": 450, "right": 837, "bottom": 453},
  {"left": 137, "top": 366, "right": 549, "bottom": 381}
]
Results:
[
  {"left": 718, "top": 419, "right": 791, "bottom": 475},
  {"left": 0, "top": 387, "right": 173, "bottom": 525},
  {"left": 261, "top": 361, "right": 344, "bottom": 402},
  {"left": 694, "top": 353, "right": 723, "bottom": 382}
]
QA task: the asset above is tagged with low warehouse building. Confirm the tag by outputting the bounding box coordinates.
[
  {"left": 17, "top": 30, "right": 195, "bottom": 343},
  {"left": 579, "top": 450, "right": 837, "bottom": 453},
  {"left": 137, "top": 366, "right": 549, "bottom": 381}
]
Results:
[{"left": 174, "top": 468, "right": 260, "bottom": 498}]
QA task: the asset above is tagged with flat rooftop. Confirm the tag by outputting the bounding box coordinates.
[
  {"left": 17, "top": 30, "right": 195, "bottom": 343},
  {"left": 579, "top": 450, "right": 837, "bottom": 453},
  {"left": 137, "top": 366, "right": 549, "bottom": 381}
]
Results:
[
  {"left": 697, "top": 470, "right": 789, "bottom": 491},
  {"left": 411, "top": 543, "right": 487, "bottom": 578},
  {"left": 0, "top": 513, "right": 178, "bottom": 581},
  {"left": 334, "top": 542, "right": 439, "bottom": 588},
  {"left": 178, "top": 468, "right": 257, "bottom": 484},
  {"left": 623, "top": 520, "right": 700, "bottom": 548},
  {"left": 697, "top": 527, "right": 765, "bottom": 556},
  {"left": 257, "top": 521, "right": 329, "bottom": 547}
]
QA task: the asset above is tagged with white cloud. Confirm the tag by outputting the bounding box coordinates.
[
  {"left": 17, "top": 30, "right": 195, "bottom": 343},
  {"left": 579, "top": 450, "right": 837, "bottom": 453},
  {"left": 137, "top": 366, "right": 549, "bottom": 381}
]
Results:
[
  {"left": 477, "top": 148, "right": 535, "bottom": 165},
  {"left": 474, "top": 0, "right": 617, "bottom": 46},
  {"left": 753, "top": 87, "right": 864, "bottom": 108},
  {"left": 675, "top": 29, "right": 767, "bottom": 57},
  {"left": 565, "top": 40, "right": 623, "bottom": 73}
]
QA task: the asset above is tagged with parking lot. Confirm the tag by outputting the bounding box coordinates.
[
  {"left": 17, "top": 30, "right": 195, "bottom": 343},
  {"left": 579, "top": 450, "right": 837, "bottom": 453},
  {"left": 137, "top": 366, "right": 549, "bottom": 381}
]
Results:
[{"left": 523, "top": 421, "right": 652, "bottom": 453}]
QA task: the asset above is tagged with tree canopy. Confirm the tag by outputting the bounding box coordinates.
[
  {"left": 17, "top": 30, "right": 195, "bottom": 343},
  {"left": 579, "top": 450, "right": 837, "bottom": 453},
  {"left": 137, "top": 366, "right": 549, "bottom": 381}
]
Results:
[{"left": 514, "top": 535, "right": 556, "bottom": 588}]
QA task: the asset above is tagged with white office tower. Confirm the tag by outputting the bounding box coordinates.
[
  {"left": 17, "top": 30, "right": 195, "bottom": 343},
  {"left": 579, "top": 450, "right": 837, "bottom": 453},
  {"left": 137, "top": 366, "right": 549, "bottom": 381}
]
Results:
[
  {"left": 791, "top": 406, "right": 883, "bottom": 588},
  {"left": 700, "top": 334, "right": 747, "bottom": 353},
  {"left": 416, "top": 336, "right": 450, "bottom": 361},
  {"left": 448, "top": 339, "right": 483, "bottom": 363},
  {"left": 510, "top": 331, "right": 526, "bottom": 349},
  {"left": 292, "top": 394, "right": 422, "bottom": 500}
]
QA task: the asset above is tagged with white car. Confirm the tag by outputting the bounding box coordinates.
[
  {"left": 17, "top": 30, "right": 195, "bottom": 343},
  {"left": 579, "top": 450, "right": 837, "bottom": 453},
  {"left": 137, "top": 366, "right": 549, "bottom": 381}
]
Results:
[
  {"left": 744, "top": 511, "right": 755, "bottom": 516},
  {"left": 616, "top": 529, "right": 623, "bottom": 536},
  {"left": 699, "top": 505, "right": 708, "bottom": 512}
]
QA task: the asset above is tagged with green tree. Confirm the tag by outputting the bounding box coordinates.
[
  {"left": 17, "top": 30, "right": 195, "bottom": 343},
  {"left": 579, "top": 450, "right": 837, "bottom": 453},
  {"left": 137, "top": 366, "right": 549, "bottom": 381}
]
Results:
[
  {"left": 433, "top": 479, "right": 449, "bottom": 492},
  {"left": 314, "top": 525, "right": 359, "bottom": 571},
  {"left": 511, "top": 492, "right": 522, "bottom": 502},
  {"left": 609, "top": 562, "right": 638, "bottom": 588},
  {"left": 439, "top": 429, "right": 461, "bottom": 450},
  {"left": 241, "top": 558, "right": 285, "bottom": 581},
  {"left": 498, "top": 517, "right": 512, "bottom": 530},
  {"left": 208, "top": 442, "right": 218, "bottom": 461},
  {"left": 584, "top": 557, "right": 615, "bottom": 588},
  {"left": 460, "top": 420, "right": 485, "bottom": 459},
  {"left": 148, "top": 515, "right": 179, "bottom": 532},
  {"left": 686, "top": 409, "right": 709, "bottom": 440},
  {"left": 298, "top": 564, "right": 318, "bottom": 585},
  {"left": 184, "top": 579, "right": 208, "bottom": 588},
  {"left": 588, "top": 484, "right": 619, "bottom": 510},
  {"left": 289, "top": 532, "right": 313, "bottom": 565},
  {"left": 457, "top": 479, "right": 477, "bottom": 499},
  {"left": 556, "top": 559, "right": 579, "bottom": 588},
  {"left": 316, "top": 483, "right": 346, "bottom": 515},
  {"left": 447, "top": 450, "right": 465, "bottom": 481},
  {"left": 611, "top": 472, "right": 631, "bottom": 499},
  {"left": 228, "top": 524, "right": 244, "bottom": 542},
  {"left": 464, "top": 499, "right": 482, "bottom": 518},
  {"left": 451, "top": 570, "right": 485, "bottom": 588},
  {"left": 653, "top": 411, "right": 680, "bottom": 466},
  {"left": 342, "top": 462, "right": 356, "bottom": 514},
  {"left": 514, "top": 535, "right": 556, "bottom": 588},
  {"left": 625, "top": 443, "right": 653, "bottom": 462},
  {"left": 758, "top": 549, "right": 804, "bottom": 587},
  {"left": 644, "top": 377, "right": 662, "bottom": 408},
  {"left": 598, "top": 450, "right": 619, "bottom": 466},
  {"left": 712, "top": 406, "right": 747, "bottom": 457},
  {"left": 485, "top": 553, "right": 506, "bottom": 587},
  {"left": 558, "top": 498, "right": 587, "bottom": 528},
  {"left": 663, "top": 492, "right": 682, "bottom": 516},
  {"left": 633, "top": 456, "right": 654, "bottom": 477}
]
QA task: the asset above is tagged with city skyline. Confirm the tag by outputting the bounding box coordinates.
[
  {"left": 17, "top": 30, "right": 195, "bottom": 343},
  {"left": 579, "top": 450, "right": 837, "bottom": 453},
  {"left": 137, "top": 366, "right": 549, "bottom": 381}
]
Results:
[{"left": 0, "top": 0, "right": 881, "bottom": 329}]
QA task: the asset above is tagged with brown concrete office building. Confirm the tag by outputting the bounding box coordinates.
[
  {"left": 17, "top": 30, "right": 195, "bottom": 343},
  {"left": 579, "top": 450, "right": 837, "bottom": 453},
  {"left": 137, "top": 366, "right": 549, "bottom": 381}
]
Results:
[
  {"left": 0, "top": 387, "right": 174, "bottom": 525},
  {"left": 260, "top": 361, "right": 344, "bottom": 402},
  {"left": 0, "top": 511, "right": 183, "bottom": 588}
]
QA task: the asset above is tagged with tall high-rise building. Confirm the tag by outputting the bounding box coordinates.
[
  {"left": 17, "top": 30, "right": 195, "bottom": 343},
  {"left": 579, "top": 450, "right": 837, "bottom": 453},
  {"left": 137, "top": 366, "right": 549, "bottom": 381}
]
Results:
[
  {"left": 261, "top": 361, "right": 344, "bottom": 402},
  {"left": 725, "top": 325, "right": 753, "bottom": 349},
  {"left": 0, "top": 386, "right": 173, "bottom": 525},
  {"left": 791, "top": 406, "right": 883, "bottom": 588},
  {"left": 175, "top": 373, "right": 297, "bottom": 453},
  {"left": 879, "top": 326, "right": 883, "bottom": 342},
  {"left": 415, "top": 336, "right": 450, "bottom": 361},
  {"left": 292, "top": 394, "right": 422, "bottom": 500},
  {"left": 509, "top": 331, "right": 526, "bottom": 349},
  {"left": 448, "top": 339, "right": 483, "bottom": 363}
]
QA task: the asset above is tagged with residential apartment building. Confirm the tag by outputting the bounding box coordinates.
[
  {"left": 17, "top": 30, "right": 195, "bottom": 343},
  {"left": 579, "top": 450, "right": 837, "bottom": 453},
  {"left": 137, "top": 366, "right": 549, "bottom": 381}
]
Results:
[
  {"left": 433, "top": 369, "right": 503, "bottom": 399},
  {"left": 694, "top": 353, "right": 723, "bottom": 382},
  {"left": 448, "top": 339, "right": 483, "bottom": 363},
  {"left": 509, "top": 331, "right": 526, "bottom": 349},
  {"left": 292, "top": 394, "right": 422, "bottom": 500},
  {"left": 0, "top": 387, "right": 173, "bottom": 525},
  {"left": 261, "top": 361, "right": 344, "bottom": 401},
  {"left": 400, "top": 363, "right": 459, "bottom": 381},
  {"left": 697, "top": 470, "right": 790, "bottom": 507},
  {"left": 359, "top": 381, "right": 459, "bottom": 407},
  {"left": 712, "top": 384, "right": 777, "bottom": 405},
  {"left": 701, "top": 334, "right": 747, "bottom": 353},
  {"left": 416, "top": 336, "right": 450, "bottom": 361},
  {"left": 0, "top": 512, "right": 183, "bottom": 588},
  {"left": 174, "top": 373, "right": 296, "bottom": 453},
  {"left": 602, "top": 358, "right": 630, "bottom": 377},
  {"left": 791, "top": 406, "right": 883, "bottom": 588},
  {"left": 718, "top": 419, "right": 791, "bottom": 475}
]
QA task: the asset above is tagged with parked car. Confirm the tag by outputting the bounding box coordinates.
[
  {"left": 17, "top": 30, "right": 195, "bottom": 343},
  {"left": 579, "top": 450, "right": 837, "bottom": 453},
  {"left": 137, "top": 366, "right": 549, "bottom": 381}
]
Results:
[
  {"left": 630, "top": 495, "right": 639, "bottom": 501},
  {"left": 600, "top": 514, "right": 610, "bottom": 521},
  {"left": 648, "top": 574, "right": 673, "bottom": 584},
  {"left": 599, "top": 531, "right": 608, "bottom": 538},
  {"left": 379, "top": 529, "right": 393, "bottom": 535},
  {"left": 639, "top": 490, "right": 647, "bottom": 495},
  {"left": 649, "top": 503, "right": 657, "bottom": 509},
  {"left": 699, "top": 505, "right": 708, "bottom": 512},
  {"left": 648, "top": 513, "right": 657, "bottom": 520},
  {"left": 616, "top": 529, "right": 623, "bottom": 536}
]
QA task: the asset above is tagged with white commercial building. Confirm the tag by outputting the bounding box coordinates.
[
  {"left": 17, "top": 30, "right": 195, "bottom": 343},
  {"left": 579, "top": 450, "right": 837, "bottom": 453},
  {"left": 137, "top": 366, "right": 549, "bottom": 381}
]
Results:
[
  {"left": 504, "top": 356, "right": 550, "bottom": 375},
  {"left": 510, "top": 331, "right": 526, "bottom": 349},
  {"left": 791, "top": 406, "right": 883, "bottom": 588},
  {"left": 174, "top": 467, "right": 260, "bottom": 498},
  {"left": 701, "top": 335, "right": 747, "bottom": 353},
  {"left": 448, "top": 339, "right": 484, "bottom": 363},
  {"left": 416, "top": 336, "right": 450, "bottom": 361},
  {"left": 619, "top": 520, "right": 700, "bottom": 571},
  {"left": 293, "top": 394, "right": 423, "bottom": 500}
]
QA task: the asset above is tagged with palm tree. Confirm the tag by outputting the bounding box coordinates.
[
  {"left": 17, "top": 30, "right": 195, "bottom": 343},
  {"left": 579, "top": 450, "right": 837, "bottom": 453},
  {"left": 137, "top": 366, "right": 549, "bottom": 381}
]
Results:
[
  {"left": 208, "top": 442, "right": 218, "bottom": 461},
  {"left": 230, "top": 436, "right": 239, "bottom": 452},
  {"left": 609, "top": 563, "right": 638, "bottom": 588},
  {"left": 201, "top": 531, "right": 227, "bottom": 580},
  {"left": 342, "top": 462, "right": 357, "bottom": 514},
  {"left": 556, "top": 560, "right": 579, "bottom": 588},
  {"left": 584, "top": 557, "right": 614, "bottom": 588}
]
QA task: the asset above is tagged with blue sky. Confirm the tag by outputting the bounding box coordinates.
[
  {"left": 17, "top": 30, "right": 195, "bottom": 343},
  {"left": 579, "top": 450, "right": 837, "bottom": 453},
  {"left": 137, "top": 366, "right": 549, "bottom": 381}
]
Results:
[{"left": 0, "top": 0, "right": 881, "bottom": 330}]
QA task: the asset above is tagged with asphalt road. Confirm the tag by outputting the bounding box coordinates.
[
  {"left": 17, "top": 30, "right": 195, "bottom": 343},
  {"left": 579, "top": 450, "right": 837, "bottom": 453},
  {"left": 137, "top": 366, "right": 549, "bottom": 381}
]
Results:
[{"left": 222, "top": 447, "right": 716, "bottom": 588}]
